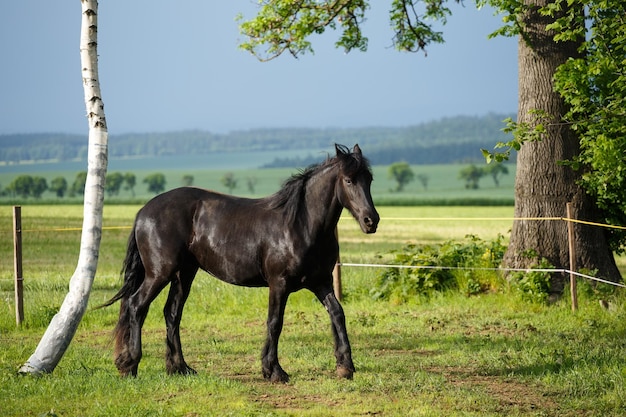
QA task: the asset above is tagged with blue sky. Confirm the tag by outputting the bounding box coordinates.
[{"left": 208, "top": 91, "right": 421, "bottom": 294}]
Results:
[{"left": 0, "top": 2, "right": 517, "bottom": 135}]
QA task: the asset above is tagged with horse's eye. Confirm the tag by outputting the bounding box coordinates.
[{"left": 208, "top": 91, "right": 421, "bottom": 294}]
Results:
[{"left": 344, "top": 178, "right": 353, "bottom": 185}]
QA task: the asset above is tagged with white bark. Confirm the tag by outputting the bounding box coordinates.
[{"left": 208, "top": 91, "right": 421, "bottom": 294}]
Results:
[{"left": 19, "top": 0, "right": 108, "bottom": 374}]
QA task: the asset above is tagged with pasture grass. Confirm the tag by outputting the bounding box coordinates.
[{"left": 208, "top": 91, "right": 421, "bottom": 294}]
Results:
[
  {"left": 0, "top": 162, "right": 516, "bottom": 203},
  {"left": 1, "top": 205, "right": 626, "bottom": 416}
]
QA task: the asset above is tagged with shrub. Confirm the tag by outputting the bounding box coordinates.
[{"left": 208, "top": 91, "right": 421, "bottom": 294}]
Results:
[
  {"left": 371, "top": 234, "right": 507, "bottom": 303},
  {"left": 508, "top": 256, "right": 554, "bottom": 304},
  {"left": 575, "top": 268, "right": 618, "bottom": 304}
]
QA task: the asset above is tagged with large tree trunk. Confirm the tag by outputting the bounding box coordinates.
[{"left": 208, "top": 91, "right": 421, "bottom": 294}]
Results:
[
  {"left": 19, "top": 0, "right": 108, "bottom": 374},
  {"left": 504, "top": 0, "right": 620, "bottom": 292}
]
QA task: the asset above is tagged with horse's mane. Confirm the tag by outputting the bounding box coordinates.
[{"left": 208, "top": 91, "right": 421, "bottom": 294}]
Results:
[{"left": 261, "top": 144, "right": 371, "bottom": 224}]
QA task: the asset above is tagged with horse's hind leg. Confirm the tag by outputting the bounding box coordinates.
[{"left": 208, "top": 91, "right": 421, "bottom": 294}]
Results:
[
  {"left": 312, "top": 285, "right": 355, "bottom": 379},
  {"left": 164, "top": 264, "right": 198, "bottom": 375},
  {"left": 116, "top": 278, "right": 168, "bottom": 376}
]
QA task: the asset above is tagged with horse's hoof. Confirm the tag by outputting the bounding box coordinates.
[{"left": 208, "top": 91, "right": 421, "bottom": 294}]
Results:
[
  {"left": 118, "top": 369, "right": 137, "bottom": 378},
  {"left": 115, "top": 354, "right": 138, "bottom": 377},
  {"left": 178, "top": 366, "right": 197, "bottom": 376},
  {"left": 264, "top": 367, "right": 290, "bottom": 383},
  {"left": 336, "top": 365, "right": 354, "bottom": 380},
  {"left": 270, "top": 372, "right": 290, "bottom": 383},
  {"left": 167, "top": 364, "right": 197, "bottom": 376}
]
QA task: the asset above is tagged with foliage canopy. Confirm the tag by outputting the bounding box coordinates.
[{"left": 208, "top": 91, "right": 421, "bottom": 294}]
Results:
[
  {"left": 238, "top": 0, "right": 461, "bottom": 61},
  {"left": 552, "top": 1, "right": 626, "bottom": 250}
]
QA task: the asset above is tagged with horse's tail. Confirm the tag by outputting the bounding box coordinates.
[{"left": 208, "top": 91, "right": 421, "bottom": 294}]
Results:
[
  {"left": 101, "top": 227, "right": 144, "bottom": 308},
  {"left": 99, "top": 227, "right": 144, "bottom": 371}
]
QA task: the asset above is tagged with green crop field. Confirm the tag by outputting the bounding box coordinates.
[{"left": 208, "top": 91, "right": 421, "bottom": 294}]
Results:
[
  {"left": 0, "top": 154, "right": 516, "bottom": 204},
  {"left": 1, "top": 205, "right": 626, "bottom": 416}
]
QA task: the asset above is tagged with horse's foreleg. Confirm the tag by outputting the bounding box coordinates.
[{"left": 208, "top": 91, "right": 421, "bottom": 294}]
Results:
[
  {"left": 314, "top": 286, "right": 355, "bottom": 379},
  {"left": 262, "top": 283, "right": 290, "bottom": 383},
  {"left": 163, "top": 268, "right": 197, "bottom": 375}
]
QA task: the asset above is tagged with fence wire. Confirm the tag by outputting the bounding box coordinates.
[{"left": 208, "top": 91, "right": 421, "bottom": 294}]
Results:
[
  {"left": 3, "top": 215, "right": 626, "bottom": 288},
  {"left": 338, "top": 262, "right": 626, "bottom": 288}
]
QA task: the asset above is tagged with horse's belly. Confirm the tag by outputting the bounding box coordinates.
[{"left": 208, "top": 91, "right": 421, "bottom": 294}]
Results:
[
  {"left": 199, "top": 261, "right": 267, "bottom": 288},
  {"left": 213, "top": 272, "right": 268, "bottom": 288}
]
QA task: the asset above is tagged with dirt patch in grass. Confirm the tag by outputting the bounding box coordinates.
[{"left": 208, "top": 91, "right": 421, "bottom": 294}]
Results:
[
  {"left": 255, "top": 393, "right": 341, "bottom": 411},
  {"left": 432, "top": 365, "right": 561, "bottom": 415}
]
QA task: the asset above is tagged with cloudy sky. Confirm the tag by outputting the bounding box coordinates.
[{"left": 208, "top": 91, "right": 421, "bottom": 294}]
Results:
[{"left": 0, "top": 1, "right": 518, "bottom": 135}]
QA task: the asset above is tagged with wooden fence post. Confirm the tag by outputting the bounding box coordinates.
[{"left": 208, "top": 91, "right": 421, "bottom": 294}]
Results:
[
  {"left": 333, "top": 227, "right": 342, "bottom": 301},
  {"left": 566, "top": 202, "right": 578, "bottom": 312},
  {"left": 13, "top": 206, "right": 24, "bottom": 326}
]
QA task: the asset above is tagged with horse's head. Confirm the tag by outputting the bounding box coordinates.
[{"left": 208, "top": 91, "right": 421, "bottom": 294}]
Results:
[{"left": 335, "top": 144, "right": 380, "bottom": 234}]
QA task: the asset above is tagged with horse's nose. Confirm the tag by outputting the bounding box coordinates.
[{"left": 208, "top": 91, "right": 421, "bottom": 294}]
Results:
[
  {"left": 370, "top": 211, "right": 380, "bottom": 226},
  {"left": 363, "top": 214, "right": 379, "bottom": 233}
]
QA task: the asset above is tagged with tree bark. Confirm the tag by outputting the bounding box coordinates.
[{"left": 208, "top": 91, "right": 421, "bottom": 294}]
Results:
[
  {"left": 504, "top": 0, "right": 621, "bottom": 292},
  {"left": 19, "top": 0, "right": 108, "bottom": 374}
]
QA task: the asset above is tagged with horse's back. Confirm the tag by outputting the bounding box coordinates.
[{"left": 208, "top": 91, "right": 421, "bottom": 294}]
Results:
[
  {"left": 132, "top": 188, "right": 213, "bottom": 266},
  {"left": 136, "top": 187, "right": 208, "bottom": 230},
  {"left": 137, "top": 186, "right": 246, "bottom": 218},
  {"left": 135, "top": 187, "right": 270, "bottom": 286}
]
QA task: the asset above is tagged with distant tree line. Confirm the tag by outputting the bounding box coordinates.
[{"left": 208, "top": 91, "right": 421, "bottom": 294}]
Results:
[
  {"left": 1, "top": 172, "right": 168, "bottom": 199},
  {"left": 0, "top": 133, "right": 88, "bottom": 163},
  {"left": 0, "top": 114, "right": 514, "bottom": 165},
  {"left": 458, "top": 164, "right": 509, "bottom": 189},
  {"left": 0, "top": 172, "right": 258, "bottom": 199},
  {"left": 387, "top": 161, "right": 509, "bottom": 192}
]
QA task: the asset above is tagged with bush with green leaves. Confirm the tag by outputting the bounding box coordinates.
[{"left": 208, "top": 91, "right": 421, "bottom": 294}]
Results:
[
  {"left": 371, "top": 234, "right": 507, "bottom": 303},
  {"left": 508, "top": 257, "right": 554, "bottom": 304},
  {"left": 575, "top": 268, "right": 618, "bottom": 304}
]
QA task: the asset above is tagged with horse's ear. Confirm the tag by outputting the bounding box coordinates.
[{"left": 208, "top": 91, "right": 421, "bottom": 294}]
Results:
[
  {"left": 352, "top": 144, "right": 362, "bottom": 155},
  {"left": 335, "top": 143, "right": 349, "bottom": 156}
]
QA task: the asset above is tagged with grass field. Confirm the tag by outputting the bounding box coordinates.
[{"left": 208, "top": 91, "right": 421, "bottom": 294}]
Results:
[
  {"left": 1, "top": 205, "right": 626, "bottom": 416},
  {"left": 0, "top": 155, "right": 516, "bottom": 203}
]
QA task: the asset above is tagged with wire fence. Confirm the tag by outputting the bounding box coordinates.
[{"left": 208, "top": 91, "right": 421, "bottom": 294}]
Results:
[
  {"left": 3, "top": 213, "right": 626, "bottom": 289},
  {"left": 3, "top": 207, "right": 626, "bottom": 325},
  {"left": 338, "top": 262, "right": 626, "bottom": 288}
]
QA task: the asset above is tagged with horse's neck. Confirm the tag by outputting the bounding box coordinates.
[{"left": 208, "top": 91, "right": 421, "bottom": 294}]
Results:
[{"left": 302, "top": 166, "right": 342, "bottom": 237}]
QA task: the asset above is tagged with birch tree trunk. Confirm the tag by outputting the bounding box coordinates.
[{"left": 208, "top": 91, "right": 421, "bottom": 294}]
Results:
[{"left": 19, "top": 0, "right": 108, "bottom": 374}]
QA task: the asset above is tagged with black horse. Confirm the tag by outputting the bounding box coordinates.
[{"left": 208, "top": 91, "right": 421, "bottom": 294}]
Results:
[{"left": 102, "top": 144, "right": 379, "bottom": 382}]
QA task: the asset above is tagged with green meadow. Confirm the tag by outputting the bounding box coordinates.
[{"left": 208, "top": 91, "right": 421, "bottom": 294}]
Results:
[
  {"left": 0, "top": 154, "right": 516, "bottom": 204},
  {"left": 1, "top": 204, "right": 626, "bottom": 416}
]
